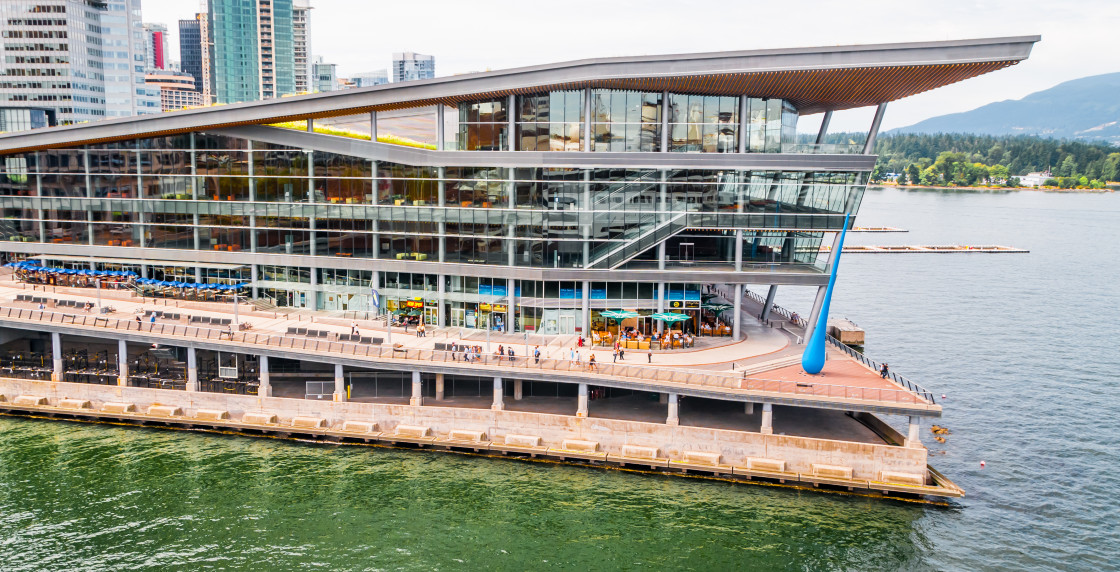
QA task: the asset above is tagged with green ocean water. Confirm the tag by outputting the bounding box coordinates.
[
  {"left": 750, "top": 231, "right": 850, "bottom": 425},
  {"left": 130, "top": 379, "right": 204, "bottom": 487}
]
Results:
[
  {"left": 1, "top": 188, "right": 1117, "bottom": 570},
  {"left": 0, "top": 418, "right": 931, "bottom": 571}
]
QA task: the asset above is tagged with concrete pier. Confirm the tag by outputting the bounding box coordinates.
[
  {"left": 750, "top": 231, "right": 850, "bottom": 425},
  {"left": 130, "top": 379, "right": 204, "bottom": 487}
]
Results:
[
  {"left": 186, "top": 347, "right": 198, "bottom": 392},
  {"left": 492, "top": 377, "right": 504, "bottom": 411},
  {"left": 761, "top": 403, "right": 773, "bottom": 435},
  {"left": 907, "top": 416, "right": 922, "bottom": 448},
  {"left": 51, "top": 332, "right": 62, "bottom": 382},
  {"left": 667, "top": 393, "right": 679, "bottom": 426},
  {"left": 410, "top": 370, "right": 422, "bottom": 406},
  {"left": 435, "top": 373, "right": 444, "bottom": 401},
  {"left": 577, "top": 383, "right": 588, "bottom": 418},
  {"left": 333, "top": 364, "right": 345, "bottom": 402},
  {"left": 258, "top": 355, "right": 271, "bottom": 398},
  {"left": 117, "top": 339, "right": 128, "bottom": 387}
]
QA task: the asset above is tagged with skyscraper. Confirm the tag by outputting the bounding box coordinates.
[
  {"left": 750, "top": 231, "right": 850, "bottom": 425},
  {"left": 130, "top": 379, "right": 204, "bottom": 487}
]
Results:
[
  {"left": 392, "top": 52, "right": 435, "bottom": 82},
  {"left": 208, "top": 0, "right": 298, "bottom": 103},
  {"left": 350, "top": 70, "right": 389, "bottom": 87},
  {"left": 178, "top": 13, "right": 212, "bottom": 103},
  {"left": 292, "top": 0, "right": 312, "bottom": 93},
  {"left": 0, "top": 0, "right": 159, "bottom": 125},
  {"left": 312, "top": 56, "right": 336, "bottom": 92},
  {"left": 143, "top": 23, "right": 168, "bottom": 70}
]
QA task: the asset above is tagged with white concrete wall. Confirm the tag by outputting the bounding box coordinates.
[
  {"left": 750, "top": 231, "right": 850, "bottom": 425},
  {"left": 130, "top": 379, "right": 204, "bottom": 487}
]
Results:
[{"left": 0, "top": 378, "right": 927, "bottom": 479}]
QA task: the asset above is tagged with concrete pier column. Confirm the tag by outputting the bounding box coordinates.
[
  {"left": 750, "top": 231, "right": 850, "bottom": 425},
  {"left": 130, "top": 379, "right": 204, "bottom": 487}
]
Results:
[
  {"left": 117, "top": 339, "right": 128, "bottom": 386},
  {"left": 410, "top": 370, "right": 423, "bottom": 406},
  {"left": 666, "top": 392, "right": 679, "bottom": 426},
  {"left": 51, "top": 332, "right": 62, "bottom": 382},
  {"left": 761, "top": 285, "right": 778, "bottom": 322},
  {"left": 258, "top": 355, "right": 271, "bottom": 398},
  {"left": 576, "top": 383, "right": 588, "bottom": 418},
  {"left": 514, "top": 379, "right": 523, "bottom": 400},
  {"left": 333, "top": 363, "right": 345, "bottom": 402},
  {"left": 186, "top": 347, "right": 198, "bottom": 392},
  {"left": 760, "top": 402, "right": 773, "bottom": 435},
  {"left": 492, "top": 377, "right": 504, "bottom": 411},
  {"left": 745, "top": 402, "right": 754, "bottom": 415},
  {"left": 906, "top": 416, "right": 922, "bottom": 448},
  {"left": 659, "top": 392, "right": 668, "bottom": 404},
  {"left": 435, "top": 373, "right": 445, "bottom": 401}
]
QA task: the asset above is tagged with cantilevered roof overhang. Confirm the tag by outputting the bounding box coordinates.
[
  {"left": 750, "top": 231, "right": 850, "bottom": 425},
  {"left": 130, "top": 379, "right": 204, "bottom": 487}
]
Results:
[{"left": 0, "top": 35, "right": 1038, "bottom": 154}]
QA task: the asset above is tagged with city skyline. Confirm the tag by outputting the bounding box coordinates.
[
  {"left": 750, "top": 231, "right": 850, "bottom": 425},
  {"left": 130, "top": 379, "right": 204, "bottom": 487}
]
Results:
[{"left": 139, "top": 0, "right": 1118, "bottom": 133}]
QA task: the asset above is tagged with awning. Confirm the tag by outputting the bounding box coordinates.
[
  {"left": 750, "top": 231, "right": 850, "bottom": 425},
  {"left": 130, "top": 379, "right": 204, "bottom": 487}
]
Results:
[{"left": 32, "top": 255, "right": 248, "bottom": 271}]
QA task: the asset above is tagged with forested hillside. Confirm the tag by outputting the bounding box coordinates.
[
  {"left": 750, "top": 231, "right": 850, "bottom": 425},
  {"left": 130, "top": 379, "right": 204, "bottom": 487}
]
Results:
[{"left": 816, "top": 132, "right": 1120, "bottom": 188}]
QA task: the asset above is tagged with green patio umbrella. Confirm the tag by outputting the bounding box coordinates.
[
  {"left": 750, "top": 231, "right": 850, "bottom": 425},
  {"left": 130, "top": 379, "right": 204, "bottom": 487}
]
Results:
[
  {"left": 600, "top": 310, "right": 638, "bottom": 341},
  {"left": 701, "top": 293, "right": 719, "bottom": 302},
  {"left": 701, "top": 303, "right": 734, "bottom": 335},
  {"left": 651, "top": 312, "right": 690, "bottom": 324}
]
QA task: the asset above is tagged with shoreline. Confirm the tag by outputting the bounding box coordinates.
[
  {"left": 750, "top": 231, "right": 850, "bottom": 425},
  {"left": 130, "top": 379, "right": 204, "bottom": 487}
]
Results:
[{"left": 873, "top": 184, "right": 1115, "bottom": 193}]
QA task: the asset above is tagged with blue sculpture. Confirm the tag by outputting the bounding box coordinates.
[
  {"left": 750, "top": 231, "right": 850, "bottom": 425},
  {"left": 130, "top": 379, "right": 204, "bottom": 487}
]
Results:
[{"left": 802, "top": 213, "right": 850, "bottom": 375}]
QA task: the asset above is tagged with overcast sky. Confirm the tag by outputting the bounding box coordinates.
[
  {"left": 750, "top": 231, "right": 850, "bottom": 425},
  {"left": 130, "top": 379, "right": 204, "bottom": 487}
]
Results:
[{"left": 141, "top": 0, "right": 1117, "bottom": 132}]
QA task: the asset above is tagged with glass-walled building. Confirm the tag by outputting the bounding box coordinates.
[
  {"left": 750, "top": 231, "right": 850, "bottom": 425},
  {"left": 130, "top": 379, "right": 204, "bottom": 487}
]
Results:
[{"left": 0, "top": 37, "right": 1039, "bottom": 336}]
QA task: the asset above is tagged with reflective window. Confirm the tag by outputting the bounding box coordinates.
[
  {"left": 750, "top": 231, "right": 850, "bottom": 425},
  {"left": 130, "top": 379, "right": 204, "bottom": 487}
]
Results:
[
  {"left": 591, "top": 90, "right": 661, "bottom": 152},
  {"left": 458, "top": 97, "right": 508, "bottom": 150},
  {"left": 667, "top": 94, "right": 738, "bottom": 153},
  {"left": 518, "top": 90, "right": 583, "bottom": 151}
]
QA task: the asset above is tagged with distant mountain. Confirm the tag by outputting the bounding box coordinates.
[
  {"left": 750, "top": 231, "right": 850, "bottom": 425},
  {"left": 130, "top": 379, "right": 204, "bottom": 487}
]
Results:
[{"left": 890, "top": 72, "right": 1120, "bottom": 143}]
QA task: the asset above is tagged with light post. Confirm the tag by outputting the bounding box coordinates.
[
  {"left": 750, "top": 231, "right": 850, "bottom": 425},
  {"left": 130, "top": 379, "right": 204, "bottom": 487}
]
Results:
[{"left": 95, "top": 278, "right": 102, "bottom": 312}]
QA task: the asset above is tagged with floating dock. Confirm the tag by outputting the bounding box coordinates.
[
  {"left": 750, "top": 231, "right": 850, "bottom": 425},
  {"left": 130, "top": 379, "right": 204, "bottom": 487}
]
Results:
[
  {"left": 850, "top": 227, "right": 908, "bottom": 233},
  {"left": 821, "top": 244, "right": 1029, "bottom": 254}
]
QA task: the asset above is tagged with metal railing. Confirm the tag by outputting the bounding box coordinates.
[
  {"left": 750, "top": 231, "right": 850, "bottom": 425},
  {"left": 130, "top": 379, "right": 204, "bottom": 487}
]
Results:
[
  {"left": 742, "top": 288, "right": 935, "bottom": 405},
  {"left": 0, "top": 305, "right": 936, "bottom": 407},
  {"left": 824, "top": 336, "right": 936, "bottom": 404}
]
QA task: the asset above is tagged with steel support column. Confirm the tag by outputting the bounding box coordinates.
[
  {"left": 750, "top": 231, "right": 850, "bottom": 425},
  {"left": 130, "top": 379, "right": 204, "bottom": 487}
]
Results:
[
  {"left": 863, "top": 103, "right": 888, "bottom": 154},
  {"left": 761, "top": 285, "right": 778, "bottom": 322}
]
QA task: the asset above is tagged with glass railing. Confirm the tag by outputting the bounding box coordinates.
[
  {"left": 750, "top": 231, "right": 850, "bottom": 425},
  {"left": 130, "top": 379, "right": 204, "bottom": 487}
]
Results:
[{"left": 779, "top": 143, "right": 865, "bottom": 155}]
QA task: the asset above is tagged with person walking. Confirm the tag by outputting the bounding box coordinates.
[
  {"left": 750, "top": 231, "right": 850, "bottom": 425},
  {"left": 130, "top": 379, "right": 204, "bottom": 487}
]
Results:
[
  {"left": 612, "top": 348, "right": 618, "bottom": 363},
  {"left": 149, "top": 313, "right": 156, "bottom": 330},
  {"left": 497, "top": 345, "right": 504, "bottom": 362},
  {"left": 880, "top": 363, "right": 889, "bottom": 379},
  {"left": 588, "top": 354, "right": 597, "bottom": 372},
  {"left": 351, "top": 322, "right": 359, "bottom": 336},
  {"left": 618, "top": 347, "right": 625, "bottom": 361},
  {"left": 507, "top": 347, "right": 515, "bottom": 363},
  {"left": 135, "top": 314, "right": 142, "bottom": 327},
  {"left": 533, "top": 345, "right": 541, "bottom": 364},
  {"left": 648, "top": 350, "right": 653, "bottom": 363}
]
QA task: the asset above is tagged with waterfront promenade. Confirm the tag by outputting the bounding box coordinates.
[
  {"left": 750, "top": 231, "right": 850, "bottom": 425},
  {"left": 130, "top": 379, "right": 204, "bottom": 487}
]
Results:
[{"left": 0, "top": 276, "right": 937, "bottom": 415}]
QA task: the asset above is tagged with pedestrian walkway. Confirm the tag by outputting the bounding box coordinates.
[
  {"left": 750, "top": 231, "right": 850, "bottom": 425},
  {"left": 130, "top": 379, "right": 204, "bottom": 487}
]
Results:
[{"left": 0, "top": 277, "right": 937, "bottom": 410}]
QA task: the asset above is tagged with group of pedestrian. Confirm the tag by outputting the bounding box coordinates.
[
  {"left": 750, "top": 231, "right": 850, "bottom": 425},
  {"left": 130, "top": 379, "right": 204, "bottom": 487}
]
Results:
[{"left": 494, "top": 344, "right": 516, "bottom": 362}]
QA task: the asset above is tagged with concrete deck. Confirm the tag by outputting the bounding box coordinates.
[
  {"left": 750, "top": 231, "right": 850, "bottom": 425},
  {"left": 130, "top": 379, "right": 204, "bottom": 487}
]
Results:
[{"left": 0, "top": 277, "right": 939, "bottom": 416}]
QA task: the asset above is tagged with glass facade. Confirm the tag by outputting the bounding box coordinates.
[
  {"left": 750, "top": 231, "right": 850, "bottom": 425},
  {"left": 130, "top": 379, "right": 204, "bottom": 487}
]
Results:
[{"left": 0, "top": 87, "right": 870, "bottom": 333}]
